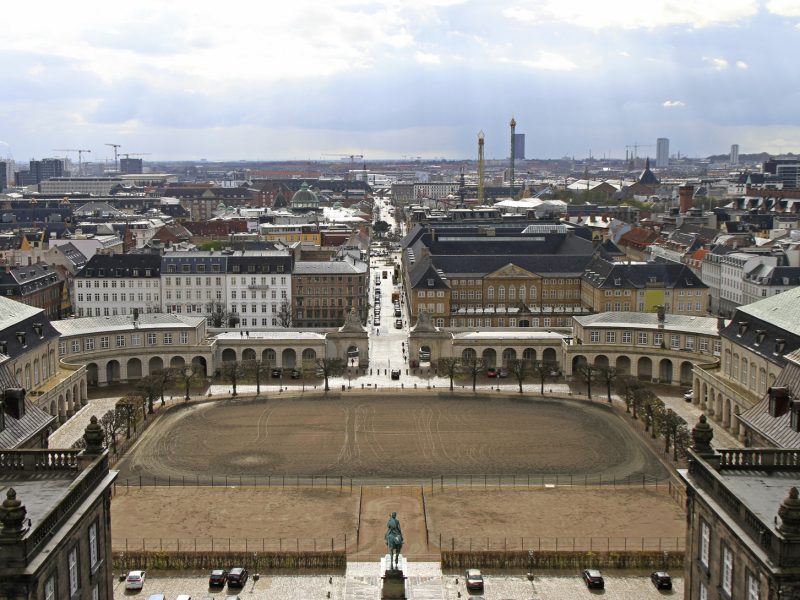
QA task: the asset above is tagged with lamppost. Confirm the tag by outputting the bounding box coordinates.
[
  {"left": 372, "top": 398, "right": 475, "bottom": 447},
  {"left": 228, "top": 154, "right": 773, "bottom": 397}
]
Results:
[{"left": 184, "top": 367, "right": 192, "bottom": 402}]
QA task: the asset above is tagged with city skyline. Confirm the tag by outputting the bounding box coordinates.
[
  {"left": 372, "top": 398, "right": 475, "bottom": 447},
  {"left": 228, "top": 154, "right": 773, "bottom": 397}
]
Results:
[{"left": 1, "top": 0, "right": 799, "bottom": 162}]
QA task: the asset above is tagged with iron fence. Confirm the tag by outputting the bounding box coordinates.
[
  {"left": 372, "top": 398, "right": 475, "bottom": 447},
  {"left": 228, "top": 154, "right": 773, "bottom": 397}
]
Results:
[
  {"left": 112, "top": 535, "right": 348, "bottom": 553},
  {"left": 434, "top": 535, "right": 685, "bottom": 553}
]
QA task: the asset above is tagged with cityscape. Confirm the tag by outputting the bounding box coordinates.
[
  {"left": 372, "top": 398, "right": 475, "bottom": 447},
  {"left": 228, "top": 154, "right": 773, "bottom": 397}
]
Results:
[{"left": 2, "top": 2, "right": 800, "bottom": 600}]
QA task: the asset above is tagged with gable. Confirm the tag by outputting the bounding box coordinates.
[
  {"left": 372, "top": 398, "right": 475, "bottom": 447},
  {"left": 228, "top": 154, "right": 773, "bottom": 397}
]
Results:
[{"left": 484, "top": 262, "right": 539, "bottom": 280}]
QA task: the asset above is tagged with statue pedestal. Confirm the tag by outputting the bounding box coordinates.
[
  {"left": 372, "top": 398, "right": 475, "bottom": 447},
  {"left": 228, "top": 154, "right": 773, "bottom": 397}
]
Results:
[{"left": 381, "top": 554, "right": 407, "bottom": 599}]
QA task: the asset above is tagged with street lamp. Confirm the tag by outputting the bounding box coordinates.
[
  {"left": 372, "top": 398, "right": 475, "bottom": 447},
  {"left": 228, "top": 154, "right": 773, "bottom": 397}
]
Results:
[{"left": 184, "top": 367, "right": 193, "bottom": 402}]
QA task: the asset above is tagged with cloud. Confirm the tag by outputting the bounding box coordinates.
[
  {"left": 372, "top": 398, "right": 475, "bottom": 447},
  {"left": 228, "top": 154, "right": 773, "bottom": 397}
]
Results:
[
  {"left": 663, "top": 100, "right": 686, "bottom": 108},
  {"left": 766, "top": 0, "right": 800, "bottom": 16},
  {"left": 736, "top": 60, "right": 749, "bottom": 69},
  {"left": 499, "top": 51, "right": 577, "bottom": 71},
  {"left": 502, "top": 0, "right": 758, "bottom": 29},
  {"left": 704, "top": 56, "right": 729, "bottom": 70},
  {"left": 415, "top": 51, "right": 442, "bottom": 65}
]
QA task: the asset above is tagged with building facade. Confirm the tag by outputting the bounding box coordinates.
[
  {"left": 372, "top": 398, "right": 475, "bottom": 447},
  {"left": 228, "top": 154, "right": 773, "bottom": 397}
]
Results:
[
  {"left": 226, "top": 253, "right": 293, "bottom": 329},
  {"left": 292, "top": 258, "right": 368, "bottom": 328},
  {"left": 0, "top": 263, "right": 64, "bottom": 320},
  {"left": 656, "top": 137, "right": 669, "bottom": 169},
  {"left": 73, "top": 254, "right": 161, "bottom": 317}
]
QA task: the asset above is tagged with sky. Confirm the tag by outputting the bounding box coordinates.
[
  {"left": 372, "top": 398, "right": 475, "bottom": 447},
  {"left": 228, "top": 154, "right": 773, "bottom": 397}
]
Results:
[{"left": 1, "top": 0, "right": 799, "bottom": 162}]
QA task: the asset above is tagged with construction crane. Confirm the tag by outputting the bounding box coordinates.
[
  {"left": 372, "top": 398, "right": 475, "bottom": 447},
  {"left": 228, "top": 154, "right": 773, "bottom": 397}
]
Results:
[
  {"left": 477, "top": 131, "right": 485, "bottom": 204},
  {"left": 105, "top": 143, "right": 121, "bottom": 171},
  {"left": 52, "top": 149, "right": 91, "bottom": 176},
  {"left": 321, "top": 153, "right": 364, "bottom": 167},
  {"left": 509, "top": 117, "right": 516, "bottom": 198},
  {"left": 625, "top": 142, "right": 654, "bottom": 165}
]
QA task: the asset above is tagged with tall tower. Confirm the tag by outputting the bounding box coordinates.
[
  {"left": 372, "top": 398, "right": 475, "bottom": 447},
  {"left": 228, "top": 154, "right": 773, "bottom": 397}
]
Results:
[
  {"left": 477, "top": 131, "right": 485, "bottom": 204},
  {"left": 509, "top": 117, "right": 516, "bottom": 197},
  {"left": 656, "top": 138, "right": 669, "bottom": 168},
  {"left": 730, "top": 144, "right": 740, "bottom": 167}
]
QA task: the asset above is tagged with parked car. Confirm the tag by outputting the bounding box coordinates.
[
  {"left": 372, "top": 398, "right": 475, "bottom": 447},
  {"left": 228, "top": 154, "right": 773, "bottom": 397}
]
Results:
[
  {"left": 684, "top": 389, "right": 694, "bottom": 402},
  {"left": 395, "top": 319, "right": 403, "bottom": 329},
  {"left": 223, "top": 596, "right": 242, "bottom": 600},
  {"left": 498, "top": 367, "right": 509, "bottom": 378},
  {"left": 486, "top": 368, "right": 498, "bottom": 378},
  {"left": 465, "top": 569, "right": 484, "bottom": 591},
  {"left": 125, "top": 571, "right": 146, "bottom": 590},
  {"left": 582, "top": 569, "right": 604, "bottom": 589},
  {"left": 394, "top": 309, "right": 401, "bottom": 317},
  {"left": 651, "top": 571, "right": 673, "bottom": 590},
  {"left": 228, "top": 567, "right": 249, "bottom": 587},
  {"left": 176, "top": 595, "right": 192, "bottom": 600},
  {"left": 290, "top": 369, "right": 302, "bottom": 379},
  {"left": 146, "top": 595, "right": 165, "bottom": 600},
  {"left": 271, "top": 368, "right": 282, "bottom": 378},
  {"left": 391, "top": 369, "right": 401, "bottom": 380},
  {"left": 209, "top": 569, "right": 228, "bottom": 586}
]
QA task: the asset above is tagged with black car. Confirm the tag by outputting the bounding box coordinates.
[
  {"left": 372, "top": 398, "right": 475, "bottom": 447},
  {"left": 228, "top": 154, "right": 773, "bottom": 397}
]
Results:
[
  {"left": 208, "top": 569, "right": 227, "bottom": 586},
  {"left": 651, "top": 571, "right": 672, "bottom": 590},
  {"left": 582, "top": 569, "right": 604, "bottom": 589},
  {"left": 271, "top": 368, "right": 282, "bottom": 378},
  {"left": 391, "top": 369, "right": 400, "bottom": 380},
  {"left": 228, "top": 567, "right": 248, "bottom": 587},
  {"left": 290, "top": 369, "right": 302, "bottom": 379}
]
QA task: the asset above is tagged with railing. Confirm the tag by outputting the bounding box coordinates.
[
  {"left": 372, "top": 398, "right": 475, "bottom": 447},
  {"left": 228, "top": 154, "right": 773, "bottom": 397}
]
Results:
[
  {"left": 0, "top": 449, "right": 80, "bottom": 471},
  {"left": 718, "top": 448, "right": 800, "bottom": 470},
  {"left": 113, "top": 535, "right": 348, "bottom": 553},
  {"left": 434, "top": 535, "right": 685, "bottom": 552}
]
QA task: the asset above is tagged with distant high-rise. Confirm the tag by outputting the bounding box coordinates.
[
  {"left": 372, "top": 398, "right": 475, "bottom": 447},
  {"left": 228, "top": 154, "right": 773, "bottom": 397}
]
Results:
[
  {"left": 0, "top": 161, "right": 6, "bottom": 192},
  {"left": 513, "top": 134, "right": 526, "bottom": 160},
  {"left": 730, "top": 144, "right": 740, "bottom": 166},
  {"left": 656, "top": 138, "right": 669, "bottom": 168},
  {"left": 120, "top": 157, "right": 143, "bottom": 174}
]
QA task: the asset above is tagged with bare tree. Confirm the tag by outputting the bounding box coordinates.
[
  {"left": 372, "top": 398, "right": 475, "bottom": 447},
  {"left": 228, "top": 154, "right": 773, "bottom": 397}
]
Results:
[
  {"left": 206, "top": 300, "right": 234, "bottom": 328},
  {"left": 314, "top": 357, "right": 346, "bottom": 392},
  {"left": 640, "top": 391, "right": 665, "bottom": 438},
  {"left": 148, "top": 368, "right": 176, "bottom": 406},
  {"left": 458, "top": 355, "right": 485, "bottom": 392},
  {"left": 508, "top": 359, "right": 530, "bottom": 394},
  {"left": 575, "top": 363, "right": 595, "bottom": 399},
  {"left": 435, "top": 357, "right": 460, "bottom": 391},
  {"left": 660, "top": 408, "right": 686, "bottom": 456},
  {"left": 243, "top": 359, "right": 270, "bottom": 396},
  {"left": 673, "top": 421, "right": 691, "bottom": 461},
  {"left": 221, "top": 360, "right": 247, "bottom": 396},
  {"left": 115, "top": 396, "right": 140, "bottom": 439},
  {"left": 277, "top": 299, "right": 293, "bottom": 328},
  {"left": 136, "top": 373, "right": 165, "bottom": 414},
  {"left": 596, "top": 366, "right": 620, "bottom": 403},
  {"left": 616, "top": 375, "right": 644, "bottom": 417},
  {"left": 532, "top": 360, "right": 559, "bottom": 395},
  {"left": 99, "top": 410, "right": 119, "bottom": 453},
  {"left": 175, "top": 365, "right": 201, "bottom": 402}
]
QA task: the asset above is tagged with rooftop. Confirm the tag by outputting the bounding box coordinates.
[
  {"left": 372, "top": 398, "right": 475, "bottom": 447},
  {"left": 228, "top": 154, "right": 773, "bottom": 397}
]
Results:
[
  {"left": 53, "top": 314, "right": 205, "bottom": 336},
  {"left": 735, "top": 285, "right": 800, "bottom": 338},
  {"left": 215, "top": 330, "right": 326, "bottom": 340},
  {"left": 574, "top": 312, "right": 722, "bottom": 335}
]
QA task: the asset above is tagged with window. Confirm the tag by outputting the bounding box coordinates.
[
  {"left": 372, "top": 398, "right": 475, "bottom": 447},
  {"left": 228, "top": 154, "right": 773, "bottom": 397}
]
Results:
[
  {"left": 89, "top": 522, "right": 98, "bottom": 566},
  {"left": 722, "top": 545, "right": 733, "bottom": 595},
  {"left": 45, "top": 577, "right": 55, "bottom": 600},
  {"left": 146, "top": 333, "right": 157, "bottom": 345},
  {"left": 71, "top": 340, "right": 80, "bottom": 353},
  {"left": 700, "top": 583, "right": 708, "bottom": 600},
  {"left": 116, "top": 335, "right": 125, "bottom": 348},
  {"left": 638, "top": 332, "right": 648, "bottom": 345},
  {"left": 700, "top": 520, "right": 710, "bottom": 568},
  {"left": 606, "top": 331, "right": 616, "bottom": 343},
  {"left": 747, "top": 572, "right": 760, "bottom": 600},
  {"left": 714, "top": 340, "right": 721, "bottom": 355},
  {"left": 68, "top": 546, "right": 79, "bottom": 595},
  {"left": 100, "top": 336, "right": 109, "bottom": 349},
  {"left": 85, "top": 338, "right": 95, "bottom": 351},
  {"left": 180, "top": 331, "right": 188, "bottom": 344},
  {"left": 131, "top": 334, "right": 140, "bottom": 347},
  {"left": 590, "top": 330, "right": 600, "bottom": 343},
  {"left": 163, "top": 333, "right": 172, "bottom": 345},
  {"left": 622, "top": 331, "right": 632, "bottom": 344},
  {"left": 671, "top": 334, "right": 680, "bottom": 349},
  {"left": 699, "top": 338, "right": 709, "bottom": 352}
]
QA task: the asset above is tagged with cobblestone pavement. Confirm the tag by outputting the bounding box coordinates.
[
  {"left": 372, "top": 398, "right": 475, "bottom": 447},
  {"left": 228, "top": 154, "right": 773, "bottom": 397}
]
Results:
[
  {"left": 48, "top": 396, "right": 121, "bottom": 448},
  {"left": 113, "top": 569, "right": 683, "bottom": 599}
]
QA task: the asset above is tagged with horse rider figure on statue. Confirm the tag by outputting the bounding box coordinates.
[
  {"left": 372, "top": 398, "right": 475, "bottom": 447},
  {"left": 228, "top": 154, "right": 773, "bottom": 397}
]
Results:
[{"left": 385, "top": 511, "right": 404, "bottom": 569}]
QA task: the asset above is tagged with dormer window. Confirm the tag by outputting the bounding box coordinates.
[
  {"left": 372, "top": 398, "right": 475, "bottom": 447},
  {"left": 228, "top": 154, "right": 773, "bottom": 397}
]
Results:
[
  {"left": 15, "top": 331, "right": 25, "bottom": 346},
  {"left": 776, "top": 338, "right": 787, "bottom": 355},
  {"left": 32, "top": 323, "right": 42, "bottom": 337},
  {"left": 738, "top": 321, "right": 749, "bottom": 336},
  {"left": 769, "top": 387, "right": 792, "bottom": 418},
  {"left": 792, "top": 402, "right": 800, "bottom": 432},
  {"left": 614, "top": 278, "right": 621, "bottom": 286},
  {"left": 0, "top": 341, "right": 7, "bottom": 354},
  {"left": 756, "top": 330, "right": 767, "bottom": 345},
  {"left": 427, "top": 278, "right": 435, "bottom": 288}
]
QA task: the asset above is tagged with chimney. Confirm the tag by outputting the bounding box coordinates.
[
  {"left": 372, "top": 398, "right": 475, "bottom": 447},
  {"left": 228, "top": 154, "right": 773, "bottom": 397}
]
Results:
[
  {"left": 656, "top": 304, "right": 666, "bottom": 323},
  {"left": 2, "top": 388, "right": 26, "bottom": 420},
  {"left": 679, "top": 185, "right": 694, "bottom": 214}
]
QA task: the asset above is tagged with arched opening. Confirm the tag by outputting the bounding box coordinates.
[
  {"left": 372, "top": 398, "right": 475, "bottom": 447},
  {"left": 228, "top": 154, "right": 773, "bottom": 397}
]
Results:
[
  {"left": 701, "top": 382, "right": 708, "bottom": 407},
  {"left": 346, "top": 345, "right": 359, "bottom": 366},
  {"left": 65, "top": 389, "right": 73, "bottom": 415},
  {"left": 86, "top": 363, "right": 99, "bottom": 387},
  {"left": 522, "top": 348, "right": 536, "bottom": 363},
  {"left": 723, "top": 397, "right": 732, "bottom": 427},
  {"left": 717, "top": 393, "right": 724, "bottom": 423},
  {"left": 262, "top": 348, "right": 277, "bottom": 365},
  {"left": 419, "top": 345, "right": 432, "bottom": 363},
  {"left": 542, "top": 348, "right": 557, "bottom": 365},
  {"left": 57, "top": 394, "right": 65, "bottom": 420},
  {"left": 659, "top": 358, "right": 673, "bottom": 384},
  {"left": 572, "top": 355, "right": 587, "bottom": 373},
  {"left": 24, "top": 364, "right": 31, "bottom": 390},
  {"left": 170, "top": 356, "right": 186, "bottom": 369},
  {"left": 282, "top": 348, "right": 297, "bottom": 368},
  {"left": 73, "top": 384, "right": 80, "bottom": 409},
  {"left": 501, "top": 348, "right": 517, "bottom": 367},
  {"left": 49, "top": 401, "right": 56, "bottom": 417},
  {"left": 221, "top": 348, "right": 237, "bottom": 363},
  {"left": 127, "top": 358, "right": 142, "bottom": 380},
  {"left": 462, "top": 348, "right": 476, "bottom": 362},
  {"left": 637, "top": 356, "right": 652, "bottom": 381},
  {"left": 615, "top": 355, "right": 631, "bottom": 375},
  {"left": 242, "top": 348, "right": 256, "bottom": 362},
  {"left": 482, "top": 348, "right": 497, "bottom": 367},
  {"left": 148, "top": 356, "right": 163, "bottom": 376},
  {"left": 191, "top": 356, "right": 208, "bottom": 377},
  {"left": 81, "top": 379, "right": 87, "bottom": 402},
  {"left": 302, "top": 348, "right": 317, "bottom": 363},
  {"left": 105, "top": 360, "right": 120, "bottom": 384},
  {"left": 680, "top": 361, "right": 694, "bottom": 386},
  {"left": 594, "top": 355, "right": 609, "bottom": 369},
  {"left": 732, "top": 405, "right": 741, "bottom": 436}
]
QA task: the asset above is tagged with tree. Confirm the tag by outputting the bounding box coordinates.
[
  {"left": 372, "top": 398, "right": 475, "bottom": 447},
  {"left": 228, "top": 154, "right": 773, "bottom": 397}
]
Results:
[
  {"left": 176, "top": 365, "right": 201, "bottom": 402},
  {"left": 243, "top": 359, "right": 270, "bottom": 396},
  {"left": 207, "top": 300, "right": 239, "bottom": 328},
  {"left": 277, "top": 299, "right": 293, "bottom": 328},
  {"left": 673, "top": 422, "right": 691, "bottom": 461},
  {"left": 640, "top": 391, "right": 665, "bottom": 438},
  {"left": 99, "top": 410, "right": 119, "bottom": 453},
  {"left": 115, "top": 396, "right": 140, "bottom": 439},
  {"left": 616, "top": 375, "right": 644, "bottom": 417},
  {"left": 596, "top": 366, "right": 620, "bottom": 403},
  {"left": 314, "top": 357, "right": 346, "bottom": 392},
  {"left": 435, "top": 357, "right": 460, "bottom": 391},
  {"left": 660, "top": 409, "right": 686, "bottom": 456},
  {"left": 221, "top": 360, "right": 247, "bottom": 396},
  {"left": 373, "top": 220, "right": 391, "bottom": 238},
  {"left": 136, "top": 373, "right": 165, "bottom": 414},
  {"left": 575, "top": 363, "right": 595, "bottom": 399},
  {"left": 150, "top": 368, "right": 176, "bottom": 406},
  {"left": 532, "top": 360, "right": 559, "bottom": 395},
  {"left": 508, "top": 359, "right": 530, "bottom": 394},
  {"left": 458, "top": 354, "right": 485, "bottom": 392}
]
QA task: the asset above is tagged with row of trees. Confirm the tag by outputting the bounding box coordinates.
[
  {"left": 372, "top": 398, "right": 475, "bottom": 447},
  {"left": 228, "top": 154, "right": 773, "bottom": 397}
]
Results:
[
  {"left": 220, "top": 357, "right": 348, "bottom": 395},
  {"left": 435, "top": 357, "right": 561, "bottom": 394},
  {"left": 206, "top": 300, "right": 293, "bottom": 329}
]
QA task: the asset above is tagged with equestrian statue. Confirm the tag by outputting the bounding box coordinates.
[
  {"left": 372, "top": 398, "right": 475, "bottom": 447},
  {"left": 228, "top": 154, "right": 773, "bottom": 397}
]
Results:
[{"left": 385, "top": 511, "right": 404, "bottom": 570}]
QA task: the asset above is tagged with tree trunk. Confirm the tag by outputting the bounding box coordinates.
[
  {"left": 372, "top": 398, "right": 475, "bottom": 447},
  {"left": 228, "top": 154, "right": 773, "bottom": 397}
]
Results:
[{"left": 606, "top": 381, "right": 612, "bottom": 403}]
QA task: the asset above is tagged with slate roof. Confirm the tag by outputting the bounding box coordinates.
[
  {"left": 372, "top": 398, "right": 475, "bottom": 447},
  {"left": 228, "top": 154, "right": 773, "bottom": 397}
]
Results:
[
  {"left": 730, "top": 285, "right": 800, "bottom": 339},
  {"left": 408, "top": 255, "right": 450, "bottom": 289},
  {"left": 744, "top": 265, "right": 800, "bottom": 287},
  {"left": 738, "top": 352, "right": 800, "bottom": 448},
  {"left": 0, "top": 263, "right": 63, "bottom": 296},
  {"left": 0, "top": 384, "right": 56, "bottom": 449},
  {"left": 574, "top": 312, "right": 720, "bottom": 335},
  {"left": 292, "top": 260, "right": 367, "bottom": 275},
  {"left": 637, "top": 158, "right": 660, "bottom": 186},
  {"left": 582, "top": 257, "right": 707, "bottom": 289},
  {"left": 53, "top": 242, "right": 87, "bottom": 270},
  {"left": 53, "top": 313, "right": 204, "bottom": 336},
  {"left": 0, "top": 297, "right": 60, "bottom": 359},
  {"left": 76, "top": 254, "right": 161, "bottom": 278}
]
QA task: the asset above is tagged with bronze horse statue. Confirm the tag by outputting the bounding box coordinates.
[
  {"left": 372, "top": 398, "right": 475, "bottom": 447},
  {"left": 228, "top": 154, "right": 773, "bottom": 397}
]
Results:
[{"left": 385, "top": 511, "right": 403, "bottom": 570}]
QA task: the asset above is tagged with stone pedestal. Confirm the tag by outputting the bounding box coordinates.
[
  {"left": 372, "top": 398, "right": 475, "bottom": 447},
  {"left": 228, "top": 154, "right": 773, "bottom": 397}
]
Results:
[{"left": 381, "top": 554, "right": 407, "bottom": 599}]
